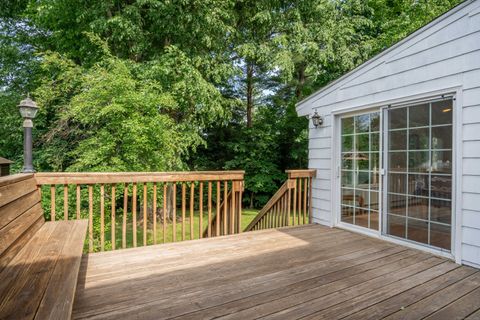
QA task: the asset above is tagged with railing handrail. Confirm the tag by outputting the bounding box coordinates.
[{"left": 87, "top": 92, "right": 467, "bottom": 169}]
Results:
[
  {"left": 34, "top": 171, "right": 245, "bottom": 185},
  {"left": 285, "top": 169, "right": 316, "bottom": 179}
]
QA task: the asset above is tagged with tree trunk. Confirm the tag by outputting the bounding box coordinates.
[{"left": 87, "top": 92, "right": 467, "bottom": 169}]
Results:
[
  {"left": 246, "top": 62, "right": 254, "bottom": 128},
  {"left": 295, "top": 64, "right": 306, "bottom": 99},
  {"left": 249, "top": 191, "right": 254, "bottom": 209}
]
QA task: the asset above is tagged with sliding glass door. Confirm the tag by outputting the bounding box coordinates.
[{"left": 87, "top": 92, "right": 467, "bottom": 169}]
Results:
[
  {"left": 384, "top": 98, "right": 453, "bottom": 250},
  {"left": 340, "top": 111, "right": 380, "bottom": 230}
]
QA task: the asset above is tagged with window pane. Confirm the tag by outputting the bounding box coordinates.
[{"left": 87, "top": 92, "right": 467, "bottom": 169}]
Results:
[
  {"left": 356, "top": 153, "right": 369, "bottom": 170},
  {"left": 341, "top": 205, "right": 354, "bottom": 224},
  {"left": 370, "top": 211, "right": 379, "bottom": 230},
  {"left": 356, "top": 171, "right": 370, "bottom": 188},
  {"left": 370, "top": 172, "right": 380, "bottom": 190},
  {"left": 432, "top": 126, "right": 452, "bottom": 149},
  {"left": 407, "top": 218, "right": 428, "bottom": 245},
  {"left": 408, "top": 196, "right": 429, "bottom": 220},
  {"left": 355, "top": 209, "right": 369, "bottom": 228},
  {"left": 388, "top": 193, "right": 407, "bottom": 215},
  {"left": 355, "top": 114, "right": 370, "bottom": 133},
  {"left": 370, "top": 152, "right": 380, "bottom": 172},
  {"left": 356, "top": 134, "right": 370, "bottom": 151},
  {"left": 369, "top": 191, "right": 379, "bottom": 210},
  {"left": 409, "top": 128, "right": 429, "bottom": 150},
  {"left": 388, "top": 214, "right": 406, "bottom": 238},
  {"left": 389, "top": 108, "right": 407, "bottom": 129},
  {"left": 431, "top": 151, "right": 452, "bottom": 174},
  {"left": 389, "top": 173, "right": 407, "bottom": 194},
  {"left": 342, "top": 117, "right": 354, "bottom": 134},
  {"left": 408, "top": 174, "right": 429, "bottom": 197},
  {"left": 431, "top": 199, "right": 451, "bottom": 224},
  {"left": 408, "top": 151, "right": 430, "bottom": 173},
  {"left": 430, "top": 223, "right": 451, "bottom": 250},
  {"left": 341, "top": 171, "right": 354, "bottom": 188},
  {"left": 342, "top": 135, "right": 353, "bottom": 152},
  {"left": 432, "top": 100, "right": 453, "bottom": 125},
  {"left": 342, "top": 154, "right": 353, "bottom": 170},
  {"left": 371, "top": 113, "right": 380, "bottom": 132},
  {"left": 389, "top": 152, "right": 407, "bottom": 171},
  {"left": 431, "top": 175, "right": 451, "bottom": 199},
  {"left": 371, "top": 133, "right": 380, "bottom": 151},
  {"left": 341, "top": 188, "right": 355, "bottom": 206},
  {"left": 409, "top": 103, "right": 429, "bottom": 127},
  {"left": 389, "top": 130, "right": 407, "bottom": 150}
]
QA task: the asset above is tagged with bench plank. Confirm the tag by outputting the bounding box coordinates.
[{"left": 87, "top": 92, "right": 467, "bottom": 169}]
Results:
[
  {"left": 0, "top": 220, "right": 87, "bottom": 320},
  {"left": 0, "top": 176, "right": 37, "bottom": 208},
  {"left": 35, "top": 220, "right": 88, "bottom": 320}
]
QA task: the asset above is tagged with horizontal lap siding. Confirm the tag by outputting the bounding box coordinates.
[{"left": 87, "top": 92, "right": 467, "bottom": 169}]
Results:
[
  {"left": 462, "top": 82, "right": 480, "bottom": 266},
  {"left": 306, "top": 1, "right": 480, "bottom": 265}
]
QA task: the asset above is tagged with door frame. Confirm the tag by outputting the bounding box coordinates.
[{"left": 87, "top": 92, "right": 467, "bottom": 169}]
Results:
[{"left": 330, "top": 87, "right": 462, "bottom": 261}]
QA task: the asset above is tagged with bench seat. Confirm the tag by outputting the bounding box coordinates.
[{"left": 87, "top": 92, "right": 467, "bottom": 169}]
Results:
[{"left": 0, "top": 174, "right": 88, "bottom": 320}]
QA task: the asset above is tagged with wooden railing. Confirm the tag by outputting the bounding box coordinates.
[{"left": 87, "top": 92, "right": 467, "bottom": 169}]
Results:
[
  {"left": 35, "top": 171, "right": 244, "bottom": 252},
  {"left": 244, "top": 169, "right": 315, "bottom": 231}
]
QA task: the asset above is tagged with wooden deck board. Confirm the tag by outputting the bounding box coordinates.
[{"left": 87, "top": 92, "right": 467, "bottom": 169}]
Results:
[{"left": 73, "top": 225, "right": 480, "bottom": 320}]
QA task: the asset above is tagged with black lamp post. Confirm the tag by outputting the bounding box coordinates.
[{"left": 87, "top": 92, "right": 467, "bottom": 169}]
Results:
[{"left": 18, "top": 96, "right": 39, "bottom": 173}]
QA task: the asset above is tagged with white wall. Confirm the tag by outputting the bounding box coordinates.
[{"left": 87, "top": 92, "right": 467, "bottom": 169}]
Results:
[{"left": 299, "top": 0, "right": 480, "bottom": 267}]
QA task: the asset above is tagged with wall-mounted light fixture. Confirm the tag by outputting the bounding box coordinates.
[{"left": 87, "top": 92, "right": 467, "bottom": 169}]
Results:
[{"left": 311, "top": 111, "right": 323, "bottom": 128}]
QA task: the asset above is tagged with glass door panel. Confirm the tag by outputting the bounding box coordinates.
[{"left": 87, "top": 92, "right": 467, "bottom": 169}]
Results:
[
  {"left": 340, "top": 111, "right": 380, "bottom": 230},
  {"left": 384, "top": 98, "right": 453, "bottom": 251}
]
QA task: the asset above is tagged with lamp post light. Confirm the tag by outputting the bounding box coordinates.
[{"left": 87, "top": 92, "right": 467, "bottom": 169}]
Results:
[{"left": 18, "top": 96, "right": 39, "bottom": 173}]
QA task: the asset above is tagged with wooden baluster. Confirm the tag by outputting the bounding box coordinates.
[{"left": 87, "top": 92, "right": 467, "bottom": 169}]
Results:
[
  {"left": 153, "top": 183, "right": 157, "bottom": 245},
  {"left": 111, "top": 184, "right": 116, "bottom": 250},
  {"left": 88, "top": 185, "right": 93, "bottom": 252},
  {"left": 163, "top": 183, "right": 167, "bottom": 243},
  {"left": 281, "top": 194, "right": 286, "bottom": 227},
  {"left": 143, "top": 183, "right": 147, "bottom": 246},
  {"left": 63, "top": 184, "right": 68, "bottom": 220},
  {"left": 100, "top": 184, "right": 105, "bottom": 251},
  {"left": 238, "top": 185, "right": 243, "bottom": 233},
  {"left": 182, "top": 183, "right": 186, "bottom": 241},
  {"left": 132, "top": 183, "right": 137, "bottom": 248},
  {"left": 199, "top": 182, "right": 203, "bottom": 239},
  {"left": 303, "top": 178, "right": 308, "bottom": 224},
  {"left": 208, "top": 182, "right": 212, "bottom": 238},
  {"left": 230, "top": 182, "right": 235, "bottom": 234},
  {"left": 298, "top": 179, "right": 302, "bottom": 225},
  {"left": 172, "top": 183, "right": 177, "bottom": 242},
  {"left": 50, "top": 185, "right": 55, "bottom": 221},
  {"left": 287, "top": 187, "right": 291, "bottom": 226},
  {"left": 76, "top": 185, "right": 81, "bottom": 219},
  {"left": 123, "top": 184, "right": 128, "bottom": 249},
  {"left": 223, "top": 181, "right": 228, "bottom": 235},
  {"left": 190, "top": 183, "right": 194, "bottom": 240},
  {"left": 309, "top": 177, "right": 313, "bottom": 224},
  {"left": 216, "top": 181, "right": 220, "bottom": 237},
  {"left": 293, "top": 180, "right": 297, "bottom": 226}
]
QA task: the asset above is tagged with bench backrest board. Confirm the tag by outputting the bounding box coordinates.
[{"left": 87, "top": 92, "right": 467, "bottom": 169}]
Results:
[{"left": 0, "top": 174, "right": 45, "bottom": 271}]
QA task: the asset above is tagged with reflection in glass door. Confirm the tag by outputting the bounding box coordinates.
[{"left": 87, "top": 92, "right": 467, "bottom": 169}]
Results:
[
  {"left": 340, "top": 112, "right": 380, "bottom": 230},
  {"left": 385, "top": 98, "right": 453, "bottom": 250}
]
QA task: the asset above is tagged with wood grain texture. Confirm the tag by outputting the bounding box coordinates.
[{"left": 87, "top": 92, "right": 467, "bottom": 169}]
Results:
[{"left": 72, "top": 225, "right": 480, "bottom": 320}]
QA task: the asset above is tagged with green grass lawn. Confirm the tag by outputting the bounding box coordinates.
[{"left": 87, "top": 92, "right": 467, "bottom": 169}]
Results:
[{"left": 89, "top": 209, "right": 259, "bottom": 252}]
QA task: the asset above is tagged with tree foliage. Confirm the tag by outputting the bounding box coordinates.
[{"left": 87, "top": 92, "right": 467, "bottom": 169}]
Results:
[{"left": 0, "top": 0, "right": 462, "bottom": 206}]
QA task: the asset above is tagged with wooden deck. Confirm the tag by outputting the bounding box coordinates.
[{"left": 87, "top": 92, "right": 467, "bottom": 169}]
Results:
[{"left": 73, "top": 224, "right": 480, "bottom": 320}]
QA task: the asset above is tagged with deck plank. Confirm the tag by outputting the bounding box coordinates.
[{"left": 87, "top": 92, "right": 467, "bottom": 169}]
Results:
[{"left": 72, "top": 225, "right": 480, "bottom": 320}]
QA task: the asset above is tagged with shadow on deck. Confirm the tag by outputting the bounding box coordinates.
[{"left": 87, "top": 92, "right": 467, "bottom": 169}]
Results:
[{"left": 73, "top": 224, "right": 480, "bottom": 320}]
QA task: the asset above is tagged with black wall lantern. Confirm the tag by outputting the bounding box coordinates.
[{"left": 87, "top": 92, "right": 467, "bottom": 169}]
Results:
[
  {"left": 18, "top": 96, "right": 39, "bottom": 173},
  {"left": 311, "top": 111, "right": 323, "bottom": 128}
]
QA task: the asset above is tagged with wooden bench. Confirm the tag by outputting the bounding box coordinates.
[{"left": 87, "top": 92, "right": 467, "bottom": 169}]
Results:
[{"left": 0, "top": 174, "right": 88, "bottom": 320}]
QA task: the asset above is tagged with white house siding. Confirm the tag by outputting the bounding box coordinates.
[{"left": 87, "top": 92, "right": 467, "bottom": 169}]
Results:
[{"left": 299, "top": 0, "right": 480, "bottom": 267}]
